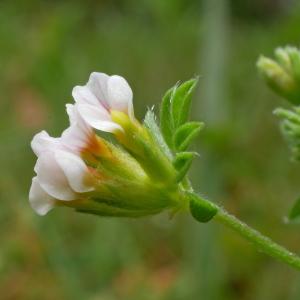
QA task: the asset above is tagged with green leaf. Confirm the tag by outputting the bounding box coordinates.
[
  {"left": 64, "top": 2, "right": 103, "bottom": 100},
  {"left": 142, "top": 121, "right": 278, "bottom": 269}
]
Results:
[
  {"left": 172, "top": 77, "right": 199, "bottom": 128},
  {"left": 144, "top": 109, "right": 173, "bottom": 160},
  {"left": 173, "top": 121, "right": 204, "bottom": 151},
  {"left": 288, "top": 197, "right": 300, "bottom": 221},
  {"left": 188, "top": 192, "right": 218, "bottom": 223},
  {"left": 173, "top": 152, "right": 195, "bottom": 182},
  {"left": 159, "top": 77, "right": 200, "bottom": 153},
  {"left": 160, "top": 86, "right": 177, "bottom": 149}
]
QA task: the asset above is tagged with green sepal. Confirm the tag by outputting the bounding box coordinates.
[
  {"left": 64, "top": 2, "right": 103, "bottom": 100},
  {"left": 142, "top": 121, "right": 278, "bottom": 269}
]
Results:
[
  {"left": 144, "top": 109, "right": 173, "bottom": 160},
  {"left": 173, "top": 152, "right": 195, "bottom": 182},
  {"left": 173, "top": 121, "right": 204, "bottom": 151},
  {"left": 188, "top": 192, "right": 218, "bottom": 223},
  {"left": 160, "top": 86, "right": 177, "bottom": 149},
  {"left": 288, "top": 196, "right": 300, "bottom": 222},
  {"left": 172, "top": 77, "right": 199, "bottom": 128}
]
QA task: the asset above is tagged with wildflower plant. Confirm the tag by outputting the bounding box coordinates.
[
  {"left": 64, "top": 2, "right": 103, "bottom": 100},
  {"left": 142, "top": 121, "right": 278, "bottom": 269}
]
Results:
[
  {"left": 257, "top": 46, "right": 300, "bottom": 222},
  {"left": 30, "top": 71, "right": 300, "bottom": 270}
]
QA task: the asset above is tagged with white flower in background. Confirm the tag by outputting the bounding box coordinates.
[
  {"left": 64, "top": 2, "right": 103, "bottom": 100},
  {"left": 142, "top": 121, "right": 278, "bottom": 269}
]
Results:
[
  {"left": 29, "top": 126, "right": 95, "bottom": 215},
  {"left": 72, "top": 72, "right": 134, "bottom": 133}
]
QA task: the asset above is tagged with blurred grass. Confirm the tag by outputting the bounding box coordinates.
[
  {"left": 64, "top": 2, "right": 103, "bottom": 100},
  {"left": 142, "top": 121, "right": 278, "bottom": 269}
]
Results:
[{"left": 1, "top": 0, "right": 300, "bottom": 299}]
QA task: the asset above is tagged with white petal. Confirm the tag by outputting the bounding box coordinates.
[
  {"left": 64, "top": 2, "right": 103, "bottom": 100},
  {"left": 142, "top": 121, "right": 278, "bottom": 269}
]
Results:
[
  {"left": 107, "top": 75, "right": 133, "bottom": 115},
  {"left": 61, "top": 124, "right": 89, "bottom": 152},
  {"left": 31, "top": 131, "right": 62, "bottom": 157},
  {"left": 87, "top": 72, "right": 110, "bottom": 109},
  {"left": 72, "top": 86, "right": 100, "bottom": 107},
  {"left": 54, "top": 150, "right": 94, "bottom": 193},
  {"left": 35, "top": 152, "right": 77, "bottom": 200},
  {"left": 66, "top": 103, "right": 90, "bottom": 129},
  {"left": 91, "top": 120, "right": 123, "bottom": 133},
  {"left": 66, "top": 103, "right": 77, "bottom": 125},
  {"left": 77, "top": 103, "right": 122, "bottom": 132},
  {"left": 63, "top": 104, "right": 94, "bottom": 152},
  {"left": 29, "top": 177, "right": 55, "bottom": 215},
  {"left": 127, "top": 98, "right": 135, "bottom": 121}
]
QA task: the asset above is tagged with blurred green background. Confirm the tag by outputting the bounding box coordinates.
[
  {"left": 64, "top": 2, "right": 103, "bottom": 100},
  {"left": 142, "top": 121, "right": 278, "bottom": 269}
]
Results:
[{"left": 1, "top": 0, "right": 300, "bottom": 299}]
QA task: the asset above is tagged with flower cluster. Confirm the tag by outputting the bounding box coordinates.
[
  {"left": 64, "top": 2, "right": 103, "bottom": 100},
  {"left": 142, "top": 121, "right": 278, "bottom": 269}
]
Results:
[{"left": 29, "top": 73, "right": 184, "bottom": 217}]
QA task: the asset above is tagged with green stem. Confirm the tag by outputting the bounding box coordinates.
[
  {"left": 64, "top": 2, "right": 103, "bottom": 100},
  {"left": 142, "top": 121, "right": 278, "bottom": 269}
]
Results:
[{"left": 214, "top": 208, "right": 300, "bottom": 270}]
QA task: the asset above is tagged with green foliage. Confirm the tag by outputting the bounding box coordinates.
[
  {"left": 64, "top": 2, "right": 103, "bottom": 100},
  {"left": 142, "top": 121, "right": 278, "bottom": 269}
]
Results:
[
  {"left": 288, "top": 196, "right": 300, "bottom": 221},
  {"left": 259, "top": 46, "right": 300, "bottom": 220},
  {"left": 173, "top": 152, "right": 195, "bottom": 182},
  {"left": 173, "top": 121, "right": 204, "bottom": 151},
  {"left": 289, "top": 49, "right": 300, "bottom": 82},
  {"left": 257, "top": 46, "right": 300, "bottom": 105},
  {"left": 272, "top": 103, "right": 300, "bottom": 221},
  {"left": 160, "top": 87, "right": 176, "bottom": 148},
  {"left": 188, "top": 192, "right": 218, "bottom": 223},
  {"left": 171, "top": 77, "right": 199, "bottom": 128},
  {"left": 144, "top": 110, "right": 173, "bottom": 160},
  {"left": 160, "top": 78, "right": 200, "bottom": 151},
  {"left": 159, "top": 78, "right": 202, "bottom": 183},
  {"left": 274, "top": 106, "right": 300, "bottom": 161}
]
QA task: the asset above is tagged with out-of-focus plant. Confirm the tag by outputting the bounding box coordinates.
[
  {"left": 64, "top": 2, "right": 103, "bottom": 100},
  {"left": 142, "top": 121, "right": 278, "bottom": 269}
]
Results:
[
  {"left": 257, "top": 46, "right": 300, "bottom": 222},
  {"left": 29, "top": 71, "right": 300, "bottom": 271},
  {"left": 257, "top": 46, "right": 300, "bottom": 105}
]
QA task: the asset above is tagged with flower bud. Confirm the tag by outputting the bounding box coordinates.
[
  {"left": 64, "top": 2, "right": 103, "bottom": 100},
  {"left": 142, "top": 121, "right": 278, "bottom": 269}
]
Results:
[{"left": 257, "top": 46, "right": 300, "bottom": 104}]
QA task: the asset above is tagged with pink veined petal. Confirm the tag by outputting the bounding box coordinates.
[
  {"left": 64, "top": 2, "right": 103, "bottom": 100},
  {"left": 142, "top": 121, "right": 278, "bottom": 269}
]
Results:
[
  {"left": 66, "top": 103, "right": 92, "bottom": 130},
  {"left": 72, "top": 85, "right": 100, "bottom": 106},
  {"left": 107, "top": 75, "right": 133, "bottom": 115},
  {"left": 29, "top": 177, "right": 55, "bottom": 216},
  {"left": 61, "top": 125, "right": 89, "bottom": 153},
  {"left": 54, "top": 150, "right": 94, "bottom": 193},
  {"left": 77, "top": 103, "right": 122, "bottom": 133},
  {"left": 87, "top": 72, "right": 110, "bottom": 109},
  {"left": 31, "top": 131, "right": 63, "bottom": 157},
  {"left": 35, "top": 152, "right": 77, "bottom": 201},
  {"left": 63, "top": 104, "right": 94, "bottom": 152}
]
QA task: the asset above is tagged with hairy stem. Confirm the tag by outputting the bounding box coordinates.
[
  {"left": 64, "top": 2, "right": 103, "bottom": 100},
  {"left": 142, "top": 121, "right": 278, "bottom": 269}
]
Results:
[{"left": 214, "top": 208, "right": 300, "bottom": 270}]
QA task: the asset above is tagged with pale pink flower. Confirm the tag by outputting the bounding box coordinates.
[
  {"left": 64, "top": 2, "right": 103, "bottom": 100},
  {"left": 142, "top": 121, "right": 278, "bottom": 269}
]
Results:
[
  {"left": 72, "top": 72, "right": 134, "bottom": 133},
  {"left": 30, "top": 123, "right": 94, "bottom": 215}
]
